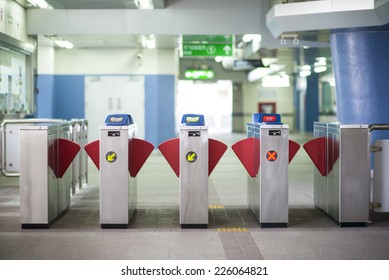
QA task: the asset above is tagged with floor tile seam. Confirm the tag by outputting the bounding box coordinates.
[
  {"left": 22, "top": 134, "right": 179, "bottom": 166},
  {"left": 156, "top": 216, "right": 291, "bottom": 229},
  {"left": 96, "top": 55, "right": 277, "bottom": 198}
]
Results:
[
  {"left": 218, "top": 232, "right": 245, "bottom": 260},
  {"left": 234, "top": 232, "right": 264, "bottom": 260}
]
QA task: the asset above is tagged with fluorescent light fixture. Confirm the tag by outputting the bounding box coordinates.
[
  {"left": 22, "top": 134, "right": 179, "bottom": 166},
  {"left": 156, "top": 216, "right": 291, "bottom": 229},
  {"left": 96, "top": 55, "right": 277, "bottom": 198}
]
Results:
[
  {"left": 262, "top": 75, "right": 290, "bottom": 88},
  {"left": 301, "top": 65, "right": 311, "bottom": 71},
  {"left": 141, "top": 34, "right": 157, "bottom": 49},
  {"left": 242, "top": 34, "right": 261, "bottom": 43},
  {"left": 27, "top": 0, "right": 49, "bottom": 8},
  {"left": 54, "top": 39, "right": 74, "bottom": 49},
  {"left": 135, "top": 0, "right": 154, "bottom": 9},
  {"left": 261, "top": 58, "right": 277, "bottom": 67},
  {"left": 215, "top": 56, "right": 223, "bottom": 63},
  {"left": 248, "top": 64, "right": 285, "bottom": 82},
  {"left": 314, "top": 62, "right": 324, "bottom": 67},
  {"left": 299, "top": 70, "right": 311, "bottom": 77},
  {"left": 315, "top": 57, "right": 326, "bottom": 62},
  {"left": 314, "top": 66, "right": 327, "bottom": 73}
]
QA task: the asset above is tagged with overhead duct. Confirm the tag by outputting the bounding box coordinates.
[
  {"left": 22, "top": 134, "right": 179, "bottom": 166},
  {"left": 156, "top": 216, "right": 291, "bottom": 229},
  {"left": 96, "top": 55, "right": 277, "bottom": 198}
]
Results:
[{"left": 266, "top": 0, "right": 389, "bottom": 38}]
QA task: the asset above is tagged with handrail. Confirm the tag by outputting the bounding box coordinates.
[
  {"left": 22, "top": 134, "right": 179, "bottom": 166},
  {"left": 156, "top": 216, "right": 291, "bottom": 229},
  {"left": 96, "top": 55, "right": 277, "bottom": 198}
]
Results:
[
  {"left": 1, "top": 119, "right": 65, "bottom": 177},
  {"left": 368, "top": 124, "right": 389, "bottom": 132}
]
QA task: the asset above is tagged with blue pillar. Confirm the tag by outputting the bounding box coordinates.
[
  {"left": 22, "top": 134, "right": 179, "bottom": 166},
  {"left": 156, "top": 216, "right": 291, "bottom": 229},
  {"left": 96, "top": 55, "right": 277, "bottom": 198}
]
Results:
[
  {"left": 330, "top": 24, "right": 389, "bottom": 141},
  {"left": 295, "top": 48, "right": 319, "bottom": 132},
  {"left": 305, "top": 72, "right": 319, "bottom": 132}
]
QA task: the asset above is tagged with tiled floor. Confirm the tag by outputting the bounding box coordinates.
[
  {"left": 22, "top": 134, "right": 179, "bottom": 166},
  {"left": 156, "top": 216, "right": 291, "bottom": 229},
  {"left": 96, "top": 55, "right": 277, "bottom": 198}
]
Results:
[{"left": 1, "top": 132, "right": 389, "bottom": 260}]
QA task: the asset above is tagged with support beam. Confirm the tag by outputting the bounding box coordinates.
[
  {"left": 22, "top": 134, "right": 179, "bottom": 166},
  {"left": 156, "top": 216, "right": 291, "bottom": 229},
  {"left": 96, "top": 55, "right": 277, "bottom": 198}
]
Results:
[
  {"left": 266, "top": 0, "right": 389, "bottom": 38},
  {"left": 26, "top": 0, "right": 264, "bottom": 35}
]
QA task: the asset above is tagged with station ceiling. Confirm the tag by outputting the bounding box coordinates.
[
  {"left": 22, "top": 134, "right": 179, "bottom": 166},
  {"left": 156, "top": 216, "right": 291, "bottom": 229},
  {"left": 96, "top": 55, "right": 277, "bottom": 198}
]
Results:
[
  {"left": 24, "top": 0, "right": 331, "bottom": 52},
  {"left": 20, "top": 0, "right": 388, "bottom": 52}
]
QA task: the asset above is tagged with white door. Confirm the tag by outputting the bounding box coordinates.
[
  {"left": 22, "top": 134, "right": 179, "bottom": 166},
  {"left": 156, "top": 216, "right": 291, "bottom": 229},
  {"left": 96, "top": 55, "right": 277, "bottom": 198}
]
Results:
[
  {"left": 85, "top": 75, "right": 145, "bottom": 141},
  {"left": 114, "top": 75, "right": 145, "bottom": 139},
  {"left": 85, "top": 76, "right": 113, "bottom": 142}
]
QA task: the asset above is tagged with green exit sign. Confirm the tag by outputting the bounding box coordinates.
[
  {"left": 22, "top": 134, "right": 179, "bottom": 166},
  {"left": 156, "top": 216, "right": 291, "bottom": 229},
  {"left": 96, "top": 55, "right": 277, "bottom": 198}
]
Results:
[
  {"left": 181, "top": 35, "right": 234, "bottom": 57},
  {"left": 184, "top": 70, "right": 215, "bottom": 80}
]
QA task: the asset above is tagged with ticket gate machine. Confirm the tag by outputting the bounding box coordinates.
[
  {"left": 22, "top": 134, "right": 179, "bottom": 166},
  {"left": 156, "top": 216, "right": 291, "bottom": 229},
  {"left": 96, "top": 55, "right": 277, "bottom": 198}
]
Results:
[
  {"left": 232, "top": 114, "right": 300, "bottom": 227},
  {"left": 19, "top": 122, "right": 81, "bottom": 228},
  {"left": 84, "top": 114, "right": 154, "bottom": 229},
  {"left": 158, "top": 114, "right": 227, "bottom": 228},
  {"left": 303, "top": 123, "right": 370, "bottom": 226}
]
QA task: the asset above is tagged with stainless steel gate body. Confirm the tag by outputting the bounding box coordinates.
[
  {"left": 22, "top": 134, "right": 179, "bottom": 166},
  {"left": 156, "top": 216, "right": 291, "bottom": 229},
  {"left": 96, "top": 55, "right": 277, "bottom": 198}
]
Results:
[
  {"left": 313, "top": 123, "right": 370, "bottom": 226},
  {"left": 19, "top": 123, "right": 73, "bottom": 228},
  {"left": 1, "top": 118, "right": 64, "bottom": 176},
  {"left": 179, "top": 125, "right": 208, "bottom": 228},
  {"left": 247, "top": 122, "right": 289, "bottom": 227},
  {"left": 99, "top": 124, "right": 136, "bottom": 228}
]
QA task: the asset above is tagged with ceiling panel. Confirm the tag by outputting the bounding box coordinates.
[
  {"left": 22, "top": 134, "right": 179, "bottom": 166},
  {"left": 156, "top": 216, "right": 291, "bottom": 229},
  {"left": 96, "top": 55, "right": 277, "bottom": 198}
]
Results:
[
  {"left": 57, "top": 34, "right": 178, "bottom": 49},
  {"left": 43, "top": 0, "right": 166, "bottom": 9}
]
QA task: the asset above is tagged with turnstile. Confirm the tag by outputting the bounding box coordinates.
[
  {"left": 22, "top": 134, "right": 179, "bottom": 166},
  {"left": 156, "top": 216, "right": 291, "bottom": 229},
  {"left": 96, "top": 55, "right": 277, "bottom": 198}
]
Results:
[
  {"left": 100, "top": 115, "right": 135, "bottom": 228},
  {"left": 70, "top": 119, "right": 88, "bottom": 194},
  {"left": 232, "top": 113, "right": 300, "bottom": 228},
  {"left": 19, "top": 122, "right": 80, "bottom": 228},
  {"left": 373, "top": 138, "right": 389, "bottom": 212},
  {"left": 304, "top": 123, "right": 370, "bottom": 226},
  {"left": 158, "top": 114, "right": 227, "bottom": 228},
  {"left": 0, "top": 118, "right": 64, "bottom": 176},
  {"left": 179, "top": 114, "right": 209, "bottom": 228},
  {"left": 84, "top": 114, "right": 154, "bottom": 229}
]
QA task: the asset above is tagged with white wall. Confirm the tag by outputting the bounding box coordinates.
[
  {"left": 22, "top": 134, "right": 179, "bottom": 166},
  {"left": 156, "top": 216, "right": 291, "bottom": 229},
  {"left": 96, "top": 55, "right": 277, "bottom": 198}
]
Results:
[
  {"left": 37, "top": 46, "right": 55, "bottom": 74},
  {"left": 54, "top": 48, "right": 176, "bottom": 75}
]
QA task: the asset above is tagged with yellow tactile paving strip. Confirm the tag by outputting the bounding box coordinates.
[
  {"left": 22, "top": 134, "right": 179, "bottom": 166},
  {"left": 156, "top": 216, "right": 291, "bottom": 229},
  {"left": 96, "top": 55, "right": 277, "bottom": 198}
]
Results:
[
  {"left": 217, "top": 227, "right": 249, "bottom": 232},
  {"left": 208, "top": 205, "right": 225, "bottom": 209}
]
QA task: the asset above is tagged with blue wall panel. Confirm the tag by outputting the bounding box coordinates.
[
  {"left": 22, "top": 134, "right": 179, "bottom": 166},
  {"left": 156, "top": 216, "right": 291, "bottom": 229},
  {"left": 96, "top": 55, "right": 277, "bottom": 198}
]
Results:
[
  {"left": 54, "top": 75, "right": 85, "bottom": 120},
  {"left": 37, "top": 74, "right": 175, "bottom": 147},
  {"left": 36, "top": 74, "right": 55, "bottom": 118},
  {"left": 145, "top": 75, "right": 176, "bottom": 147},
  {"left": 157, "top": 75, "right": 175, "bottom": 143}
]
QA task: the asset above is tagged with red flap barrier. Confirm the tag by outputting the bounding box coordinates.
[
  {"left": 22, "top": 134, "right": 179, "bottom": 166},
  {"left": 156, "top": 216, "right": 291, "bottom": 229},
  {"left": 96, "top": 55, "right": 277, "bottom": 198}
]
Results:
[
  {"left": 303, "top": 137, "right": 326, "bottom": 176},
  {"left": 231, "top": 138, "right": 260, "bottom": 178},
  {"left": 159, "top": 138, "right": 227, "bottom": 177},
  {"left": 48, "top": 138, "right": 81, "bottom": 178},
  {"left": 289, "top": 140, "right": 301, "bottom": 163},
  {"left": 208, "top": 139, "right": 228, "bottom": 176},
  {"left": 158, "top": 138, "right": 180, "bottom": 177},
  {"left": 84, "top": 140, "right": 100, "bottom": 170},
  {"left": 128, "top": 138, "right": 154, "bottom": 177},
  {"left": 327, "top": 136, "right": 339, "bottom": 176}
]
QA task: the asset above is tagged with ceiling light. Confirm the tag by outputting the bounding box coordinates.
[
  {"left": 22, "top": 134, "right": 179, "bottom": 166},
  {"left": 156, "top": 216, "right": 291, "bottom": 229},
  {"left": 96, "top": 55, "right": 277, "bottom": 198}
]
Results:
[
  {"left": 135, "top": 0, "right": 154, "bottom": 9},
  {"left": 299, "top": 70, "right": 311, "bottom": 77},
  {"left": 261, "top": 58, "right": 277, "bottom": 67},
  {"left": 314, "top": 66, "right": 327, "bottom": 73},
  {"left": 27, "top": 0, "right": 50, "bottom": 8},
  {"left": 301, "top": 65, "right": 311, "bottom": 71},
  {"left": 54, "top": 39, "right": 74, "bottom": 49},
  {"left": 262, "top": 75, "right": 290, "bottom": 88},
  {"left": 215, "top": 56, "right": 223, "bottom": 63},
  {"left": 140, "top": 34, "right": 157, "bottom": 49},
  {"left": 248, "top": 64, "right": 285, "bottom": 82},
  {"left": 242, "top": 34, "right": 261, "bottom": 43}
]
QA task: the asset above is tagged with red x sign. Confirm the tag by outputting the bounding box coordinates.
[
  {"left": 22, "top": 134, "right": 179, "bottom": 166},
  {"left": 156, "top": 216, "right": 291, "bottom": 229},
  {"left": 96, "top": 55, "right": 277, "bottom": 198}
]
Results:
[{"left": 267, "top": 150, "right": 278, "bottom": 162}]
